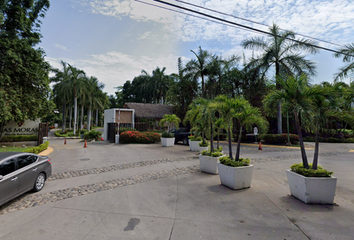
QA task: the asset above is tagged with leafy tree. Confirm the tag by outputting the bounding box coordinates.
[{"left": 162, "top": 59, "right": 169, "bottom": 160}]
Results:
[
  {"left": 334, "top": 43, "right": 354, "bottom": 81},
  {"left": 242, "top": 23, "right": 318, "bottom": 134},
  {"left": 159, "top": 114, "right": 181, "bottom": 133},
  {"left": 0, "top": 0, "right": 53, "bottom": 138}
]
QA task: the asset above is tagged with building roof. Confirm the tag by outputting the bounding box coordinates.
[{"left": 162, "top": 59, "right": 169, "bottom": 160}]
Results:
[{"left": 123, "top": 102, "right": 173, "bottom": 119}]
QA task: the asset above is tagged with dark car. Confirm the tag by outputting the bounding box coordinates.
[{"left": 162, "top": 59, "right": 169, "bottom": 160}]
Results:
[
  {"left": 0, "top": 152, "right": 52, "bottom": 206},
  {"left": 171, "top": 128, "right": 190, "bottom": 145}
]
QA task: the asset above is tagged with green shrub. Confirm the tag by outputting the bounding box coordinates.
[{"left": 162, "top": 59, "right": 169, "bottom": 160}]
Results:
[
  {"left": 199, "top": 141, "right": 209, "bottom": 147},
  {"left": 201, "top": 150, "right": 223, "bottom": 157},
  {"left": 24, "top": 141, "right": 49, "bottom": 154},
  {"left": 263, "top": 134, "right": 299, "bottom": 144},
  {"left": 55, "top": 130, "right": 68, "bottom": 137},
  {"left": 219, "top": 156, "right": 250, "bottom": 167},
  {"left": 343, "top": 138, "right": 354, "bottom": 143},
  {"left": 161, "top": 131, "right": 174, "bottom": 138},
  {"left": 327, "top": 137, "right": 344, "bottom": 143},
  {"left": 119, "top": 127, "right": 133, "bottom": 134},
  {"left": 290, "top": 163, "right": 333, "bottom": 177},
  {"left": 120, "top": 131, "right": 161, "bottom": 144},
  {"left": 83, "top": 130, "right": 102, "bottom": 141},
  {"left": 1, "top": 135, "right": 38, "bottom": 142},
  {"left": 188, "top": 135, "right": 202, "bottom": 141},
  {"left": 80, "top": 129, "right": 88, "bottom": 134}
]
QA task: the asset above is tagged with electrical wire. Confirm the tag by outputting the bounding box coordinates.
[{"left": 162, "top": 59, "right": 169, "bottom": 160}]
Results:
[{"left": 175, "top": 0, "right": 346, "bottom": 48}]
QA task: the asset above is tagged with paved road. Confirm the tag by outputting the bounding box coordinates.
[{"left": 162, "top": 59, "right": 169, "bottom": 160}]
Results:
[{"left": 0, "top": 139, "right": 354, "bottom": 240}]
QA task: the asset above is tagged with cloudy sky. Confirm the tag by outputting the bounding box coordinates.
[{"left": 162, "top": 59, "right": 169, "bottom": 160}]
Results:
[{"left": 39, "top": 0, "right": 354, "bottom": 96}]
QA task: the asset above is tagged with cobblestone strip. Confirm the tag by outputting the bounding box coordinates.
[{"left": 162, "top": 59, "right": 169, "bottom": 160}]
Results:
[
  {"left": 0, "top": 165, "right": 200, "bottom": 215},
  {"left": 48, "top": 156, "right": 198, "bottom": 181},
  {"left": 252, "top": 151, "right": 353, "bottom": 163}
]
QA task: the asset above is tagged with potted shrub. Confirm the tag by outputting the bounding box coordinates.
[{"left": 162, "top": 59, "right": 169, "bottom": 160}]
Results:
[
  {"left": 188, "top": 135, "right": 202, "bottom": 151},
  {"left": 214, "top": 95, "right": 268, "bottom": 190},
  {"left": 264, "top": 75, "right": 337, "bottom": 204},
  {"left": 199, "top": 147, "right": 223, "bottom": 174},
  {"left": 159, "top": 114, "right": 181, "bottom": 147}
]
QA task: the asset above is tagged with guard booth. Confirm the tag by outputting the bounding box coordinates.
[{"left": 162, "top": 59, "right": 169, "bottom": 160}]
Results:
[{"left": 103, "top": 108, "right": 135, "bottom": 142}]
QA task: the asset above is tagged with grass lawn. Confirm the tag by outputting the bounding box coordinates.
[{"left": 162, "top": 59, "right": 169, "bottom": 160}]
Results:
[{"left": 0, "top": 146, "right": 32, "bottom": 152}]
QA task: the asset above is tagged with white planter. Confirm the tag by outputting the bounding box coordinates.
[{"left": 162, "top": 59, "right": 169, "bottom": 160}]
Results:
[
  {"left": 198, "top": 146, "right": 209, "bottom": 153},
  {"left": 286, "top": 170, "right": 337, "bottom": 204},
  {"left": 161, "top": 137, "right": 175, "bottom": 147},
  {"left": 199, "top": 154, "right": 223, "bottom": 174},
  {"left": 189, "top": 140, "right": 201, "bottom": 151},
  {"left": 217, "top": 163, "right": 254, "bottom": 190}
]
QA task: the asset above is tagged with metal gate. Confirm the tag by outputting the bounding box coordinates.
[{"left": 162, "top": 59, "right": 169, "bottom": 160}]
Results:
[
  {"left": 38, "top": 122, "right": 49, "bottom": 145},
  {"left": 107, "top": 122, "right": 118, "bottom": 143}
]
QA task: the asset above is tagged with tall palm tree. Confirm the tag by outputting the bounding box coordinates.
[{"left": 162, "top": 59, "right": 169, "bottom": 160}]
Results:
[
  {"left": 242, "top": 23, "right": 319, "bottom": 134},
  {"left": 151, "top": 67, "right": 171, "bottom": 104},
  {"left": 185, "top": 46, "right": 211, "bottom": 97},
  {"left": 334, "top": 43, "right": 354, "bottom": 81},
  {"left": 263, "top": 75, "right": 322, "bottom": 169}
]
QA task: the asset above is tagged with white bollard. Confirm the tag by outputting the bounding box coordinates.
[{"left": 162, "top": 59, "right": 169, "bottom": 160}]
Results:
[
  {"left": 115, "top": 134, "right": 119, "bottom": 144},
  {"left": 43, "top": 137, "right": 48, "bottom": 144}
]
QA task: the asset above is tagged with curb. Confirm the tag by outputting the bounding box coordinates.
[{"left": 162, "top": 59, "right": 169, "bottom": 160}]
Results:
[{"left": 38, "top": 147, "right": 54, "bottom": 156}]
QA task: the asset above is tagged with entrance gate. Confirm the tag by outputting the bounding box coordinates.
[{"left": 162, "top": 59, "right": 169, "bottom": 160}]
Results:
[{"left": 38, "top": 122, "right": 49, "bottom": 145}]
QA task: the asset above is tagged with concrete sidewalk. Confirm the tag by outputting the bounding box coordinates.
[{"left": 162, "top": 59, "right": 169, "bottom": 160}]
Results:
[{"left": 0, "top": 141, "right": 354, "bottom": 239}]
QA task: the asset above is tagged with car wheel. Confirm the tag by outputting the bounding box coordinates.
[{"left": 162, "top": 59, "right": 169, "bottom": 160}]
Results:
[
  {"left": 183, "top": 137, "right": 188, "bottom": 145},
  {"left": 33, "top": 173, "right": 46, "bottom": 192}
]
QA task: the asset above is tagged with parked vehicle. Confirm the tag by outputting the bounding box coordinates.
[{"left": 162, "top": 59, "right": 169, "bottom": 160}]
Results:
[
  {"left": 0, "top": 152, "right": 52, "bottom": 206},
  {"left": 171, "top": 128, "right": 190, "bottom": 145}
]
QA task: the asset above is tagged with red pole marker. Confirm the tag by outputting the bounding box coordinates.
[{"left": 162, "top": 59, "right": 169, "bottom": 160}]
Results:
[
  {"left": 258, "top": 141, "right": 262, "bottom": 150},
  {"left": 84, "top": 140, "right": 87, "bottom": 148}
]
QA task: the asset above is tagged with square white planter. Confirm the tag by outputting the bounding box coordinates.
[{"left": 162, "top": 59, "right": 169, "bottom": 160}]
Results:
[
  {"left": 198, "top": 146, "right": 209, "bottom": 153},
  {"left": 217, "top": 163, "right": 254, "bottom": 190},
  {"left": 286, "top": 170, "right": 337, "bottom": 204},
  {"left": 161, "top": 137, "right": 175, "bottom": 147},
  {"left": 189, "top": 140, "right": 201, "bottom": 151},
  {"left": 199, "top": 154, "right": 222, "bottom": 174}
]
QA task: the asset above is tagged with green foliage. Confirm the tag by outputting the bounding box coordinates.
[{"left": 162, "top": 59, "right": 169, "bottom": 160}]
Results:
[
  {"left": 120, "top": 131, "right": 161, "bottom": 144},
  {"left": 1, "top": 135, "right": 38, "bottom": 142},
  {"left": 161, "top": 131, "right": 174, "bottom": 138},
  {"left": 343, "top": 138, "right": 354, "bottom": 143},
  {"left": 188, "top": 135, "right": 202, "bottom": 141},
  {"left": 219, "top": 156, "right": 250, "bottom": 167},
  {"left": 290, "top": 163, "right": 333, "bottom": 177},
  {"left": 83, "top": 130, "right": 102, "bottom": 141},
  {"left": 199, "top": 141, "right": 209, "bottom": 147},
  {"left": 159, "top": 114, "right": 181, "bottom": 132},
  {"left": 263, "top": 134, "right": 299, "bottom": 144},
  {"left": 215, "top": 146, "right": 223, "bottom": 152},
  {"left": 24, "top": 141, "right": 49, "bottom": 154},
  {"left": 80, "top": 129, "right": 88, "bottom": 134},
  {"left": 201, "top": 150, "right": 223, "bottom": 157},
  {"left": 54, "top": 130, "right": 67, "bottom": 137},
  {"left": 0, "top": 0, "right": 54, "bottom": 138}
]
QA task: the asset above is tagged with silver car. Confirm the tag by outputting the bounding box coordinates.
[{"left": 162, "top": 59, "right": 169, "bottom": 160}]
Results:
[{"left": 0, "top": 152, "right": 52, "bottom": 206}]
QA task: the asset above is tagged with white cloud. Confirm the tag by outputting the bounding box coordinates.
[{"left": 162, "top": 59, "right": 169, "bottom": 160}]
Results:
[{"left": 54, "top": 44, "right": 69, "bottom": 51}]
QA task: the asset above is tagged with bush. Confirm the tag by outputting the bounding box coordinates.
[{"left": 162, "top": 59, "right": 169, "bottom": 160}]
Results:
[
  {"left": 263, "top": 134, "right": 299, "bottom": 145},
  {"left": 1, "top": 135, "right": 38, "bottom": 142},
  {"left": 327, "top": 137, "right": 344, "bottom": 143},
  {"left": 199, "top": 141, "right": 209, "bottom": 147},
  {"left": 290, "top": 163, "right": 333, "bottom": 177},
  {"left": 80, "top": 129, "right": 88, "bottom": 134},
  {"left": 219, "top": 156, "right": 250, "bottom": 167},
  {"left": 83, "top": 130, "right": 102, "bottom": 141},
  {"left": 24, "top": 141, "right": 49, "bottom": 154},
  {"left": 55, "top": 130, "right": 68, "bottom": 137},
  {"left": 201, "top": 150, "right": 223, "bottom": 157},
  {"left": 120, "top": 131, "right": 161, "bottom": 144},
  {"left": 161, "top": 131, "right": 174, "bottom": 138},
  {"left": 188, "top": 135, "right": 202, "bottom": 141},
  {"left": 343, "top": 138, "right": 354, "bottom": 143},
  {"left": 119, "top": 127, "right": 133, "bottom": 134}
]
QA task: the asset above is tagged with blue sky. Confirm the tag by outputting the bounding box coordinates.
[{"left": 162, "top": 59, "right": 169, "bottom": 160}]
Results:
[{"left": 39, "top": 0, "right": 354, "bottom": 96}]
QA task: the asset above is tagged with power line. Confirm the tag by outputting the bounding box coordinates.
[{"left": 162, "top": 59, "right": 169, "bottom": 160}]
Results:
[
  {"left": 146, "top": 0, "right": 351, "bottom": 57},
  {"left": 175, "top": 0, "right": 346, "bottom": 48}
]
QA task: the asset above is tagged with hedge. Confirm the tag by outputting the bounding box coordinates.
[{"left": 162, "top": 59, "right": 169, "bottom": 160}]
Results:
[
  {"left": 24, "top": 141, "right": 49, "bottom": 154},
  {"left": 263, "top": 134, "right": 299, "bottom": 145},
  {"left": 83, "top": 130, "right": 102, "bottom": 141},
  {"left": 0, "top": 135, "right": 38, "bottom": 142},
  {"left": 120, "top": 131, "right": 161, "bottom": 144}
]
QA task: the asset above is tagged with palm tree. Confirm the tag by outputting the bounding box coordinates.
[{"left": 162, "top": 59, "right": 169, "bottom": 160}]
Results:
[
  {"left": 263, "top": 75, "right": 322, "bottom": 169},
  {"left": 242, "top": 23, "right": 318, "bottom": 134},
  {"left": 334, "top": 43, "right": 354, "bottom": 81},
  {"left": 159, "top": 114, "right": 181, "bottom": 133},
  {"left": 185, "top": 46, "right": 211, "bottom": 97}
]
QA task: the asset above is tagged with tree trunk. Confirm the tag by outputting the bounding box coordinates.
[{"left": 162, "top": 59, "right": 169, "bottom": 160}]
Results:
[
  {"left": 227, "top": 125, "right": 233, "bottom": 160},
  {"left": 69, "top": 106, "right": 72, "bottom": 130},
  {"left": 235, "top": 126, "right": 242, "bottom": 161},
  {"left": 95, "top": 109, "right": 99, "bottom": 127},
  {"left": 312, "top": 124, "right": 319, "bottom": 170},
  {"left": 87, "top": 106, "right": 91, "bottom": 132},
  {"left": 62, "top": 102, "right": 66, "bottom": 133},
  {"left": 294, "top": 110, "right": 309, "bottom": 168},
  {"left": 277, "top": 100, "right": 282, "bottom": 134},
  {"left": 73, "top": 97, "right": 77, "bottom": 135},
  {"left": 210, "top": 120, "right": 214, "bottom": 153},
  {"left": 80, "top": 105, "right": 84, "bottom": 131},
  {"left": 217, "top": 128, "right": 220, "bottom": 149}
]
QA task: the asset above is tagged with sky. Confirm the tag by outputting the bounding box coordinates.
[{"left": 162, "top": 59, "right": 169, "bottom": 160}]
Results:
[{"left": 39, "top": 0, "right": 354, "bottom": 96}]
